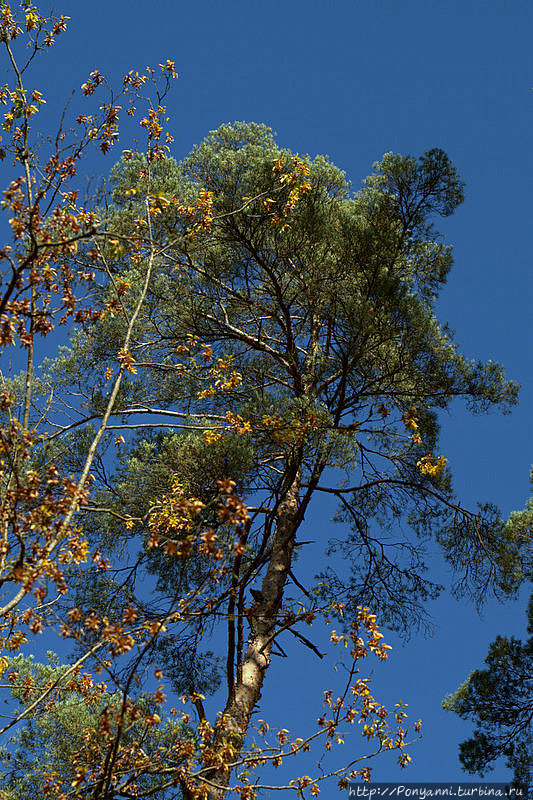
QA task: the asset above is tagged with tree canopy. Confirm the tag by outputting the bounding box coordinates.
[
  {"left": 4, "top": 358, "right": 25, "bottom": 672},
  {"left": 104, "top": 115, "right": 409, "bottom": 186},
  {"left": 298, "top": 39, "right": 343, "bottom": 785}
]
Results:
[
  {"left": 444, "top": 478, "right": 533, "bottom": 797},
  {"left": 443, "top": 592, "right": 532, "bottom": 796}
]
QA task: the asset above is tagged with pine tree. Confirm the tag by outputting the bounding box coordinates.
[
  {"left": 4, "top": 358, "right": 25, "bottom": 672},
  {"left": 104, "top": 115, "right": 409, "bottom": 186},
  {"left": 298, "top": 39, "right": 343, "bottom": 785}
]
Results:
[{"left": 18, "top": 122, "right": 525, "bottom": 797}]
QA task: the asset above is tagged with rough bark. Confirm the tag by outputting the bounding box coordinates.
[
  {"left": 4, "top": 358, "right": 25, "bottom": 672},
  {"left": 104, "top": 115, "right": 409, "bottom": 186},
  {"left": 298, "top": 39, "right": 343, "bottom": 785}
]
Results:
[{"left": 187, "top": 459, "right": 302, "bottom": 800}]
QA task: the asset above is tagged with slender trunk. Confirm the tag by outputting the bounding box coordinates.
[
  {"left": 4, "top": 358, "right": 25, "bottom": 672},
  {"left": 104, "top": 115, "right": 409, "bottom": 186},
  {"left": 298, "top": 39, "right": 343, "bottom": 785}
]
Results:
[
  {"left": 188, "top": 461, "right": 302, "bottom": 800},
  {"left": 227, "top": 463, "right": 301, "bottom": 733}
]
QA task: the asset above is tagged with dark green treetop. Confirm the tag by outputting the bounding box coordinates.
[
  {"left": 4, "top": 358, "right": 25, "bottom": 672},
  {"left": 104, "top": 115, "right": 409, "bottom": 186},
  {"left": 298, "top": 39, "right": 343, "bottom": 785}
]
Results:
[{"left": 443, "top": 593, "right": 532, "bottom": 796}]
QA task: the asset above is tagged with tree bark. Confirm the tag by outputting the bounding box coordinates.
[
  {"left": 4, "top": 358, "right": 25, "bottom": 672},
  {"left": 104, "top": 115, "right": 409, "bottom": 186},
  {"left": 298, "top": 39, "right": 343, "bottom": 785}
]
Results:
[{"left": 194, "top": 460, "right": 302, "bottom": 800}]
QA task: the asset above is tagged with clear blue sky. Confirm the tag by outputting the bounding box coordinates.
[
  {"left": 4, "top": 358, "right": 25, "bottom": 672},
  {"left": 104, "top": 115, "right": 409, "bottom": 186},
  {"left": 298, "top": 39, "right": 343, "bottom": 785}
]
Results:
[{"left": 15, "top": 0, "right": 533, "bottom": 789}]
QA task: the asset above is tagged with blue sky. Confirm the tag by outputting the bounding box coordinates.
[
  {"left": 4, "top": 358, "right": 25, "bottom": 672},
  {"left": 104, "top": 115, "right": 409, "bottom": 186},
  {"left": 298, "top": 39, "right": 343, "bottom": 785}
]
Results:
[{"left": 9, "top": 0, "right": 533, "bottom": 789}]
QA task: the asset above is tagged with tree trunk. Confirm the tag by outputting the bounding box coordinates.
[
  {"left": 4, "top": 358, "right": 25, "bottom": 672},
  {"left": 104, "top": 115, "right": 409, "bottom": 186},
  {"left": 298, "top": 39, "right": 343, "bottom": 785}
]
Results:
[{"left": 194, "top": 461, "right": 302, "bottom": 800}]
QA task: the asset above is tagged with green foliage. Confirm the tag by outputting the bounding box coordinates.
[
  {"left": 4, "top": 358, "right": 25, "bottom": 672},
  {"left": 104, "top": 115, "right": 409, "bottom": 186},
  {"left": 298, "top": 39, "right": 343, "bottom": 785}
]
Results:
[
  {"left": 443, "top": 594, "right": 533, "bottom": 796},
  {"left": 41, "top": 122, "right": 524, "bottom": 634},
  {"left": 0, "top": 653, "right": 184, "bottom": 800}
]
